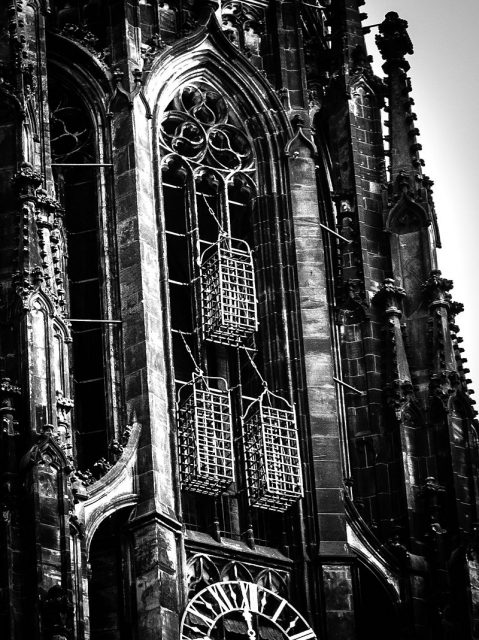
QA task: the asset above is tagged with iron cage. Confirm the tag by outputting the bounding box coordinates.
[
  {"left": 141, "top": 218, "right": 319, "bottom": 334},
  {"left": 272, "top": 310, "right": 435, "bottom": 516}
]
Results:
[
  {"left": 177, "top": 374, "right": 235, "bottom": 495},
  {"left": 200, "top": 234, "right": 258, "bottom": 346},
  {"left": 242, "top": 389, "right": 303, "bottom": 512}
]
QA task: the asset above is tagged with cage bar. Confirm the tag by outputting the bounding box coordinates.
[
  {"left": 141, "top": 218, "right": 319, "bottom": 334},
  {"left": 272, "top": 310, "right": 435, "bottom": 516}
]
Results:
[
  {"left": 242, "top": 390, "right": 303, "bottom": 512},
  {"left": 177, "top": 374, "right": 234, "bottom": 495},
  {"left": 201, "top": 235, "right": 258, "bottom": 345}
]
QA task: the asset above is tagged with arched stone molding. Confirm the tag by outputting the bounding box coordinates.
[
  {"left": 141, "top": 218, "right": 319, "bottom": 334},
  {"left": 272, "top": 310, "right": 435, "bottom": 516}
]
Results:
[
  {"left": 284, "top": 122, "right": 317, "bottom": 160},
  {"left": 348, "top": 74, "right": 384, "bottom": 130},
  {"left": 385, "top": 195, "right": 429, "bottom": 233},
  {"left": 349, "top": 76, "right": 377, "bottom": 101},
  {"left": 47, "top": 30, "right": 112, "bottom": 97},
  {"left": 220, "top": 560, "right": 254, "bottom": 583},
  {"left": 187, "top": 554, "right": 221, "bottom": 598},
  {"left": 256, "top": 568, "right": 288, "bottom": 597},
  {"left": 76, "top": 420, "right": 141, "bottom": 551},
  {"left": 345, "top": 496, "right": 401, "bottom": 601},
  {"left": 26, "top": 288, "right": 56, "bottom": 316}
]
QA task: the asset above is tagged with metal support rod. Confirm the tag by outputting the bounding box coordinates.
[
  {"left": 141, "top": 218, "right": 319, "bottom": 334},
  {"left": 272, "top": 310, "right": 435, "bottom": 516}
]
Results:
[
  {"left": 66, "top": 318, "right": 122, "bottom": 324},
  {"left": 171, "top": 328, "right": 194, "bottom": 335},
  {"left": 319, "top": 223, "right": 352, "bottom": 244},
  {"left": 168, "top": 279, "right": 190, "bottom": 287},
  {"left": 239, "top": 345, "right": 257, "bottom": 353},
  {"left": 165, "top": 228, "right": 198, "bottom": 238},
  {"left": 301, "top": 1, "right": 322, "bottom": 8},
  {"left": 51, "top": 163, "right": 114, "bottom": 167},
  {"left": 165, "top": 230, "right": 186, "bottom": 238},
  {"left": 333, "top": 377, "right": 364, "bottom": 395}
]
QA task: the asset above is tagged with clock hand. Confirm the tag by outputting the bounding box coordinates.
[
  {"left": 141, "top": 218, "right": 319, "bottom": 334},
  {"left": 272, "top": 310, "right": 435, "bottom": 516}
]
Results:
[{"left": 242, "top": 602, "right": 256, "bottom": 640}]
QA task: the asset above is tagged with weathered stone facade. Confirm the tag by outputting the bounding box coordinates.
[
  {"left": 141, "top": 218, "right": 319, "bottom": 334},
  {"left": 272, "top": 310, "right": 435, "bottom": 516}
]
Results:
[{"left": 0, "top": 1, "right": 477, "bottom": 639}]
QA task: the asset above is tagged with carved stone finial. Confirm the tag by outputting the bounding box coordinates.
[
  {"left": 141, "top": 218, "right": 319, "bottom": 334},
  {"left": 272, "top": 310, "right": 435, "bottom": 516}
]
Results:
[
  {"left": 42, "top": 423, "right": 54, "bottom": 438},
  {"left": 291, "top": 114, "right": 305, "bottom": 131},
  {"left": 376, "top": 12, "right": 413, "bottom": 69},
  {"left": 423, "top": 270, "right": 453, "bottom": 306},
  {"left": 12, "top": 162, "right": 42, "bottom": 197},
  {"left": 373, "top": 278, "right": 406, "bottom": 316}
]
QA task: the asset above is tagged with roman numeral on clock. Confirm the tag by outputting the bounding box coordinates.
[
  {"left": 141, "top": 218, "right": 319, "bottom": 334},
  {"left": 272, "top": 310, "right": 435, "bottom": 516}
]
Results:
[
  {"left": 239, "top": 581, "right": 259, "bottom": 613},
  {"left": 207, "top": 583, "right": 235, "bottom": 615}
]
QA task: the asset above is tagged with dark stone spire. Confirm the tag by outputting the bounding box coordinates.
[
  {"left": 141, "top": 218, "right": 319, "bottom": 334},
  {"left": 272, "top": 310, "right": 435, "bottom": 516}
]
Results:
[
  {"left": 376, "top": 12, "right": 440, "bottom": 246},
  {"left": 376, "top": 12, "right": 421, "bottom": 187}
]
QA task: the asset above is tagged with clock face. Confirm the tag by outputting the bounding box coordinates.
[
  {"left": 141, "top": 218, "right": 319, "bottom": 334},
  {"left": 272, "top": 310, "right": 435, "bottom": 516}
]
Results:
[{"left": 181, "top": 580, "right": 317, "bottom": 640}]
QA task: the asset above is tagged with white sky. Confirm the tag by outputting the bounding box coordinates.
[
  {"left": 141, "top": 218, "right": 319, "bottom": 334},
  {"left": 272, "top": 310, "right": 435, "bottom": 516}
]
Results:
[{"left": 364, "top": 0, "right": 479, "bottom": 393}]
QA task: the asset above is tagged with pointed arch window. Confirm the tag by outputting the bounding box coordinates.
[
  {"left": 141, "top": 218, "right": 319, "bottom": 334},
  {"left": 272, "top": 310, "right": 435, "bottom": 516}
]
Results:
[
  {"left": 160, "top": 82, "right": 303, "bottom": 540},
  {"left": 48, "top": 74, "right": 122, "bottom": 471}
]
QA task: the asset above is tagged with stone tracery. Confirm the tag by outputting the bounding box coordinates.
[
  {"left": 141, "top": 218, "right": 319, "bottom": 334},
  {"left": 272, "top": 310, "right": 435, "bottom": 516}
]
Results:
[{"left": 160, "top": 84, "right": 254, "bottom": 172}]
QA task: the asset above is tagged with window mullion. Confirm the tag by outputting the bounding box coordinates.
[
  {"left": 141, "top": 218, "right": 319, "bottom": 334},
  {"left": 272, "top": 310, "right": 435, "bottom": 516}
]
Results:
[{"left": 189, "top": 179, "right": 203, "bottom": 373}]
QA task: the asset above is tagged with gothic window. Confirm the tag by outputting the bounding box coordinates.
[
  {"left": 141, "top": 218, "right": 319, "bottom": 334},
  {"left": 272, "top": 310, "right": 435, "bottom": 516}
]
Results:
[
  {"left": 49, "top": 74, "right": 121, "bottom": 471},
  {"left": 159, "top": 82, "right": 302, "bottom": 544}
]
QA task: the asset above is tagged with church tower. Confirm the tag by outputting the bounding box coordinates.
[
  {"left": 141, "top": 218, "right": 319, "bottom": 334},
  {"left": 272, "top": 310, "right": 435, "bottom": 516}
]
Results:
[{"left": 0, "top": 1, "right": 476, "bottom": 639}]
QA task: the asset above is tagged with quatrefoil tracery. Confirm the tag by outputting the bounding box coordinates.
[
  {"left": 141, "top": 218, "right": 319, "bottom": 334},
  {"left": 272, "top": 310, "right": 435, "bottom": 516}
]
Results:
[{"left": 159, "top": 84, "right": 254, "bottom": 172}]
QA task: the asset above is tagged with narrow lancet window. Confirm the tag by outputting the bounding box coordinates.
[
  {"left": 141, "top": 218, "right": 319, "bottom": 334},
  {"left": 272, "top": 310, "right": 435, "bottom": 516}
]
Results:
[{"left": 49, "top": 77, "right": 118, "bottom": 471}]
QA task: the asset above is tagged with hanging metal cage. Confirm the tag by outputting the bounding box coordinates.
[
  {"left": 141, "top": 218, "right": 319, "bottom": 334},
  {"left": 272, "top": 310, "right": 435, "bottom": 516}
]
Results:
[
  {"left": 177, "top": 374, "right": 235, "bottom": 495},
  {"left": 242, "top": 388, "right": 303, "bottom": 512},
  {"left": 200, "top": 234, "right": 258, "bottom": 346}
]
